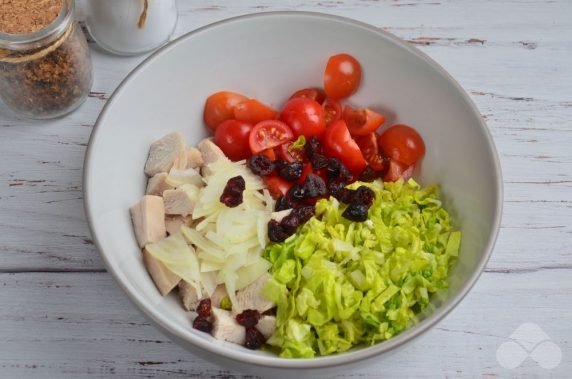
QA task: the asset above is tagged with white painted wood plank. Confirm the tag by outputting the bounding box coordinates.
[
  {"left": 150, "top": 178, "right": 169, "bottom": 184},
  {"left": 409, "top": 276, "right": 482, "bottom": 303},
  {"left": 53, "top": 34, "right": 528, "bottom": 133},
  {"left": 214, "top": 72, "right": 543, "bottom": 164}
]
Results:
[{"left": 0, "top": 271, "right": 569, "bottom": 378}]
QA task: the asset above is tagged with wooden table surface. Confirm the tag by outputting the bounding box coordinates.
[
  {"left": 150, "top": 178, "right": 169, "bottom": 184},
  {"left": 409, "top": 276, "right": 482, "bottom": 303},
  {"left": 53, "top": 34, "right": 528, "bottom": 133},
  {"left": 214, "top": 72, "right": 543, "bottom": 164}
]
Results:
[{"left": 1, "top": 1, "right": 571, "bottom": 378}]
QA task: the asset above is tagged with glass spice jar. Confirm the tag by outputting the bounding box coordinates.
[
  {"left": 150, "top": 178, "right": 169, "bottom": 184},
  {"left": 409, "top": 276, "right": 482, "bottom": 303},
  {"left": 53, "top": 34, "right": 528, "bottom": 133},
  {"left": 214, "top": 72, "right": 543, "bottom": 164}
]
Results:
[{"left": 0, "top": 0, "right": 93, "bottom": 119}]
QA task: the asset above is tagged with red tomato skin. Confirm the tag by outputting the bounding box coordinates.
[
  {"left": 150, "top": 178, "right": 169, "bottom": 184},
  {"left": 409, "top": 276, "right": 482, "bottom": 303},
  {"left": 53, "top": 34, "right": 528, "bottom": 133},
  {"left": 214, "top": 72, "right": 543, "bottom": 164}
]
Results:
[
  {"left": 259, "top": 148, "right": 277, "bottom": 161},
  {"left": 213, "top": 120, "right": 253, "bottom": 161},
  {"left": 249, "top": 120, "right": 294, "bottom": 154},
  {"left": 355, "top": 133, "right": 385, "bottom": 171},
  {"left": 379, "top": 124, "right": 426, "bottom": 166},
  {"left": 322, "top": 120, "right": 367, "bottom": 174},
  {"left": 384, "top": 159, "right": 414, "bottom": 182},
  {"left": 280, "top": 98, "right": 326, "bottom": 139},
  {"left": 264, "top": 175, "right": 292, "bottom": 199},
  {"left": 343, "top": 106, "right": 386, "bottom": 137},
  {"left": 203, "top": 91, "right": 248, "bottom": 130},
  {"left": 233, "top": 99, "right": 278, "bottom": 125},
  {"left": 324, "top": 53, "right": 362, "bottom": 99},
  {"left": 322, "top": 98, "right": 342, "bottom": 127},
  {"left": 278, "top": 141, "right": 306, "bottom": 163},
  {"left": 289, "top": 88, "right": 326, "bottom": 104}
]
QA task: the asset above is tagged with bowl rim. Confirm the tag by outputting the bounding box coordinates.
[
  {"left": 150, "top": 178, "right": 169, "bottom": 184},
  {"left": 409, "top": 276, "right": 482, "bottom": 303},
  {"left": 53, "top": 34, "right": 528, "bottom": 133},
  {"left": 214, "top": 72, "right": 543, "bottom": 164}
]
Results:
[{"left": 83, "top": 11, "right": 504, "bottom": 369}]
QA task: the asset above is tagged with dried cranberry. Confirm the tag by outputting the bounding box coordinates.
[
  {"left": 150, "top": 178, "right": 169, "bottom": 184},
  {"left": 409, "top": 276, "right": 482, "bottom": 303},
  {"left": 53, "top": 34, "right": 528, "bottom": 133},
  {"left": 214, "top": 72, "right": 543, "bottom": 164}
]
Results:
[
  {"left": 302, "top": 173, "right": 328, "bottom": 199},
  {"left": 304, "top": 136, "right": 322, "bottom": 158},
  {"left": 268, "top": 220, "right": 289, "bottom": 242},
  {"left": 192, "top": 317, "right": 213, "bottom": 333},
  {"left": 274, "top": 159, "right": 288, "bottom": 171},
  {"left": 196, "top": 298, "right": 212, "bottom": 318},
  {"left": 220, "top": 176, "right": 246, "bottom": 207},
  {"left": 327, "top": 157, "right": 352, "bottom": 183},
  {"left": 352, "top": 186, "right": 375, "bottom": 207},
  {"left": 278, "top": 161, "right": 303, "bottom": 181},
  {"left": 244, "top": 327, "right": 266, "bottom": 350},
  {"left": 235, "top": 309, "right": 262, "bottom": 328},
  {"left": 328, "top": 181, "right": 354, "bottom": 204},
  {"left": 286, "top": 183, "right": 305, "bottom": 203},
  {"left": 342, "top": 203, "right": 369, "bottom": 222},
  {"left": 358, "top": 166, "right": 377, "bottom": 182},
  {"left": 275, "top": 196, "right": 293, "bottom": 212},
  {"left": 311, "top": 153, "right": 328, "bottom": 170},
  {"left": 247, "top": 155, "right": 275, "bottom": 176},
  {"left": 292, "top": 205, "right": 315, "bottom": 224},
  {"left": 280, "top": 212, "right": 300, "bottom": 234}
]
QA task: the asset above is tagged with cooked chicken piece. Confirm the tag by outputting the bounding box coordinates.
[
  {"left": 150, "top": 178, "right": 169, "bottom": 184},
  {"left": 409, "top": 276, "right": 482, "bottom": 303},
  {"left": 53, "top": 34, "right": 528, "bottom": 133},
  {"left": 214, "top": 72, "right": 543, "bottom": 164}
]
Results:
[
  {"left": 211, "top": 307, "right": 245, "bottom": 345},
  {"left": 179, "top": 280, "right": 201, "bottom": 311},
  {"left": 144, "top": 132, "right": 186, "bottom": 177},
  {"left": 232, "top": 273, "right": 275, "bottom": 314},
  {"left": 165, "top": 215, "right": 192, "bottom": 236},
  {"left": 143, "top": 248, "right": 181, "bottom": 296},
  {"left": 186, "top": 147, "right": 204, "bottom": 169},
  {"left": 211, "top": 285, "right": 229, "bottom": 308},
  {"left": 163, "top": 185, "right": 199, "bottom": 216},
  {"left": 197, "top": 138, "right": 228, "bottom": 176},
  {"left": 165, "top": 167, "right": 204, "bottom": 188},
  {"left": 172, "top": 148, "right": 188, "bottom": 170},
  {"left": 130, "top": 195, "right": 166, "bottom": 248},
  {"left": 146, "top": 172, "right": 174, "bottom": 196},
  {"left": 270, "top": 209, "right": 292, "bottom": 222},
  {"left": 257, "top": 315, "right": 277, "bottom": 340}
]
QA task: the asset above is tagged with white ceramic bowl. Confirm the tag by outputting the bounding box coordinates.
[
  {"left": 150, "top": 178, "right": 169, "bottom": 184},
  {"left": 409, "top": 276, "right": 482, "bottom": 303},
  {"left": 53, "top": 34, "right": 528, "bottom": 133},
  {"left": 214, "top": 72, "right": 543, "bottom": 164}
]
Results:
[{"left": 84, "top": 12, "right": 503, "bottom": 378}]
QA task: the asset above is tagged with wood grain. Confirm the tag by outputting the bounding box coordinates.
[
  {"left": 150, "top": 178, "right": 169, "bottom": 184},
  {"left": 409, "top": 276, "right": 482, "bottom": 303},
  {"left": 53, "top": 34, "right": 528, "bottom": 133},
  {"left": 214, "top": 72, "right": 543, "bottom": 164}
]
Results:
[{"left": 1, "top": 0, "right": 571, "bottom": 377}]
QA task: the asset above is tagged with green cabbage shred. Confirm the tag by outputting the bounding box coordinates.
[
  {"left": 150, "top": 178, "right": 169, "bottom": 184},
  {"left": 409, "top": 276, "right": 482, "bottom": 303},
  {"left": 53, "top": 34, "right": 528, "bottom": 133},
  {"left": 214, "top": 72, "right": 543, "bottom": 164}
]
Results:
[{"left": 262, "top": 179, "right": 461, "bottom": 358}]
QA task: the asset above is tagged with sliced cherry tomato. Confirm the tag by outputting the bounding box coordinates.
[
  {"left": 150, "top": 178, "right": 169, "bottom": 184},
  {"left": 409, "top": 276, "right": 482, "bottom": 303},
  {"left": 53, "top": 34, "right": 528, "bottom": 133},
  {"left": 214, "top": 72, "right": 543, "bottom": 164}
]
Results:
[
  {"left": 343, "top": 106, "right": 385, "bottom": 137},
  {"left": 322, "top": 98, "right": 342, "bottom": 127},
  {"left": 324, "top": 53, "right": 362, "bottom": 100},
  {"left": 213, "top": 120, "right": 253, "bottom": 161},
  {"left": 233, "top": 99, "right": 278, "bottom": 125},
  {"left": 249, "top": 120, "right": 294, "bottom": 154},
  {"left": 289, "top": 88, "right": 326, "bottom": 104},
  {"left": 384, "top": 159, "right": 414, "bottom": 182},
  {"left": 280, "top": 98, "right": 326, "bottom": 138},
  {"left": 264, "top": 175, "right": 292, "bottom": 199},
  {"left": 203, "top": 91, "right": 248, "bottom": 130},
  {"left": 322, "top": 120, "right": 367, "bottom": 174},
  {"left": 259, "top": 148, "right": 277, "bottom": 161},
  {"left": 355, "top": 133, "right": 386, "bottom": 171},
  {"left": 278, "top": 141, "right": 306, "bottom": 163},
  {"left": 379, "top": 124, "right": 426, "bottom": 166}
]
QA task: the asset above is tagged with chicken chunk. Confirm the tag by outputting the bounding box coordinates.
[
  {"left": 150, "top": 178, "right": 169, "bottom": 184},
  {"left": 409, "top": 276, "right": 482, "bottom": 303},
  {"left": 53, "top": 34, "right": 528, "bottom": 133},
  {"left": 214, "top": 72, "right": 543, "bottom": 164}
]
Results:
[
  {"left": 130, "top": 195, "right": 166, "bottom": 248},
  {"left": 165, "top": 215, "right": 192, "bottom": 236},
  {"left": 186, "top": 147, "right": 204, "bottom": 169},
  {"left": 257, "top": 315, "right": 277, "bottom": 340},
  {"left": 146, "top": 172, "right": 174, "bottom": 196},
  {"left": 172, "top": 148, "right": 188, "bottom": 170},
  {"left": 144, "top": 132, "right": 186, "bottom": 177},
  {"left": 232, "top": 273, "right": 275, "bottom": 314},
  {"left": 179, "top": 280, "right": 201, "bottom": 311},
  {"left": 143, "top": 248, "right": 181, "bottom": 296},
  {"left": 197, "top": 138, "right": 228, "bottom": 176},
  {"left": 163, "top": 185, "right": 199, "bottom": 216},
  {"left": 211, "top": 307, "right": 245, "bottom": 345}
]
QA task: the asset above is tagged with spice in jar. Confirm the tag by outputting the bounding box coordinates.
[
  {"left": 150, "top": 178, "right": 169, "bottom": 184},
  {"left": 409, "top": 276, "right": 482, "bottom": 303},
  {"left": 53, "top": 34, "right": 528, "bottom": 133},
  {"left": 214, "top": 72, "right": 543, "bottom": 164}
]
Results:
[{"left": 0, "top": 0, "right": 93, "bottom": 119}]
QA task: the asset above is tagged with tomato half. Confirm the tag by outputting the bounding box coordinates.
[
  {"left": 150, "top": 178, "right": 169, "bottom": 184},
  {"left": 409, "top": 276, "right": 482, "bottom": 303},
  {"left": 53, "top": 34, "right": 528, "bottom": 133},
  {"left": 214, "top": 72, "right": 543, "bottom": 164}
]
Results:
[
  {"left": 264, "top": 175, "right": 292, "bottom": 199},
  {"left": 213, "top": 120, "right": 253, "bottom": 161},
  {"left": 343, "top": 106, "right": 385, "bottom": 136},
  {"left": 355, "top": 133, "right": 386, "bottom": 171},
  {"left": 289, "top": 88, "right": 326, "bottom": 104},
  {"left": 322, "top": 120, "right": 367, "bottom": 174},
  {"left": 384, "top": 159, "right": 414, "bottom": 182},
  {"left": 259, "top": 148, "right": 277, "bottom": 161},
  {"left": 249, "top": 120, "right": 294, "bottom": 154},
  {"left": 203, "top": 91, "right": 248, "bottom": 130},
  {"left": 322, "top": 98, "right": 342, "bottom": 127},
  {"left": 233, "top": 99, "right": 278, "bottom": 125},
  {"left": 278, "top": 141, "right": 306, "bottom": 163},
  {"left": 324, "top": 53, "right": 362, "bottom": 100},
  {"left": 280, "top": 98, "right": 326, "bottom": 138},
  {"left": 379, "top": 124, "right": 426, "bottom": 166}
]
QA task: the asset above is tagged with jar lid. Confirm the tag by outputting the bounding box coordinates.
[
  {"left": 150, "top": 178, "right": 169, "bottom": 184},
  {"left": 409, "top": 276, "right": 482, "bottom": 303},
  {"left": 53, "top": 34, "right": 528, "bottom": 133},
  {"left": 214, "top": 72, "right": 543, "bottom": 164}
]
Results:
[{"left": 0, "top": 0, "right": 73, "bottom": 51}]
